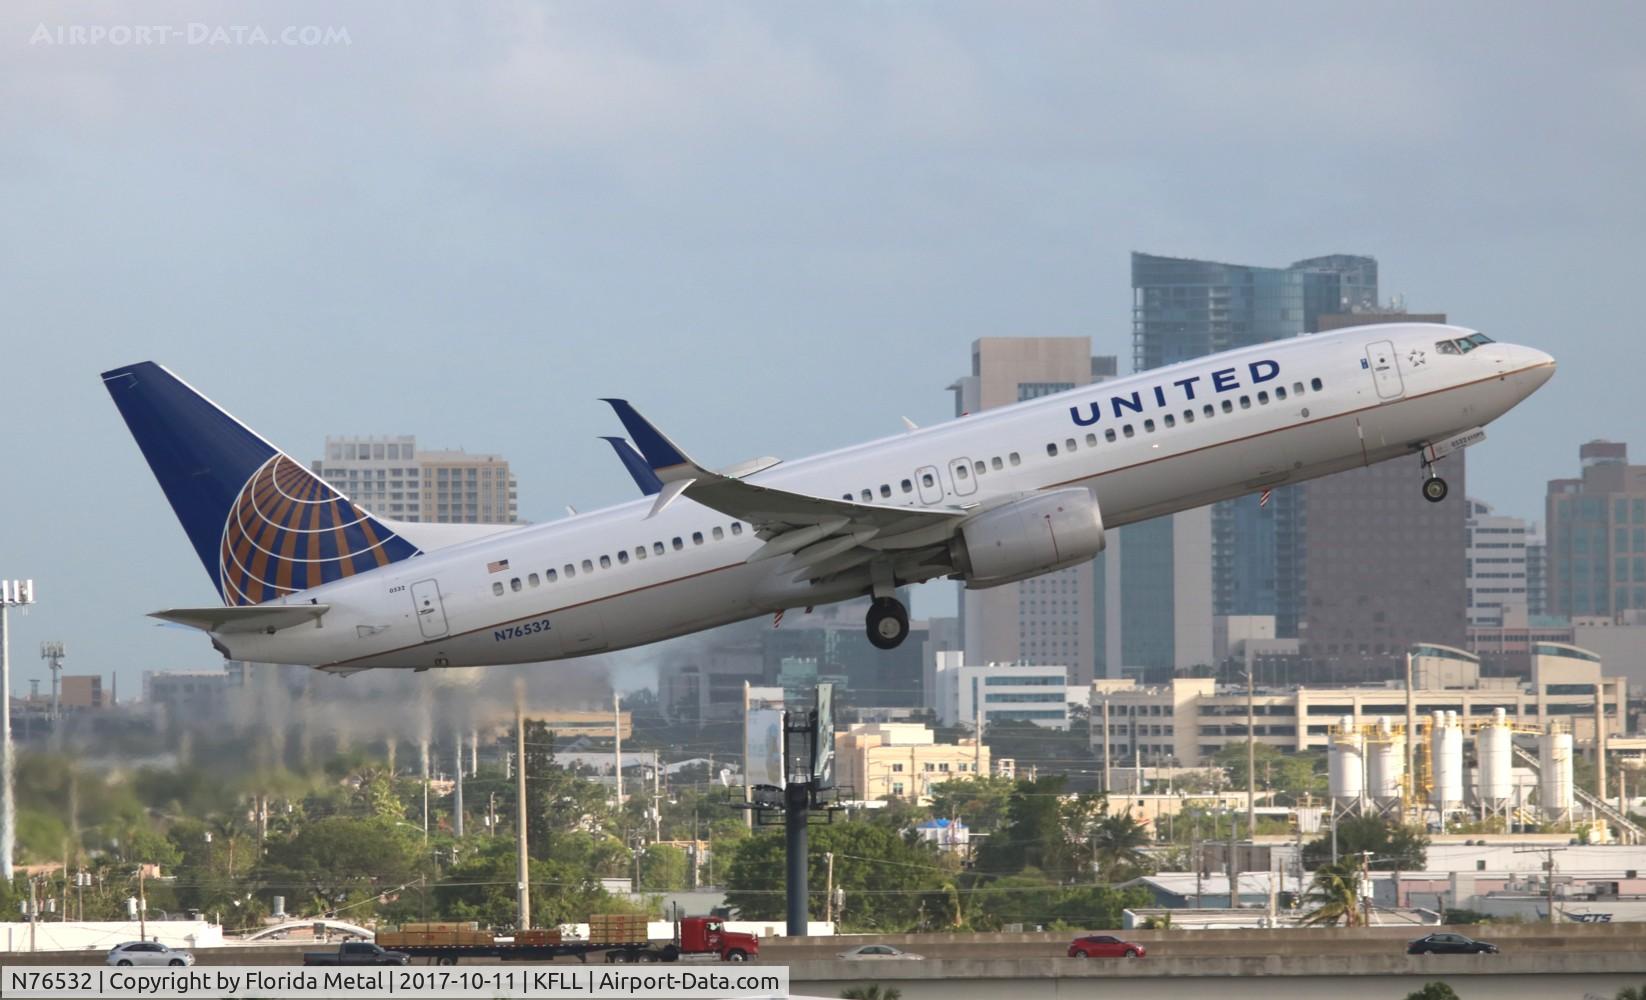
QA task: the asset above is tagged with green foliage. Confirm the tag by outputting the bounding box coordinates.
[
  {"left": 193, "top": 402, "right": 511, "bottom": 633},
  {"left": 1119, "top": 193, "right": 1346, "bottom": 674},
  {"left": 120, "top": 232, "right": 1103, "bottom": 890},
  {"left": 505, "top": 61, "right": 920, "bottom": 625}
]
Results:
[
  {"left": 638, "top": 844, "right": 689, "bottom": 892},
  {"left": 1404, "top": 984, "right": 1459, "bottom": 1000},
  {"left": 1302, "top": 815, "right": 1427, "bottom": 870},
  {"left": 723, "top": 823, "right": 956, "bottom": 931},
  {"left": 839, "top": 987, "right": 901, "bottom": 1000},
  {"left": 1614, "top": 986, "right": 1646, "bottom": 1000},
  {"left": 926, "top": 776, "right": 1015, "bottom": 834},
  {"left": 1303, "top": 859, "right": 1363, "bottom": 927},
  {"left": 259, "top": 815, "right": 425, "bottom": 918},
  {"left": 963, "top": 874, "right": 1150, "bottom": 931},
  {"left": 1212, "top": 742, "right": 1325, "bottom": 804},
  {"left": 431, "top": 838, "right": 624, "bottom": 930},
  {"left": 975, "top": 776, "right": 1075, "bottom": 876}
]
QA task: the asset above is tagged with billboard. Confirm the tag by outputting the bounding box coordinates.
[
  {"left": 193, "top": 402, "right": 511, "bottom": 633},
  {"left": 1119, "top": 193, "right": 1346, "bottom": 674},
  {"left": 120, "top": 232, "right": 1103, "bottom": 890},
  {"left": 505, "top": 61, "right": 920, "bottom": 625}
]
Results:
[
  {"left": 811, "top": 683, "right": 835, "bottom": 790},
  {"left": 744, "top": 708, "right": 786, "bottom": 790}
]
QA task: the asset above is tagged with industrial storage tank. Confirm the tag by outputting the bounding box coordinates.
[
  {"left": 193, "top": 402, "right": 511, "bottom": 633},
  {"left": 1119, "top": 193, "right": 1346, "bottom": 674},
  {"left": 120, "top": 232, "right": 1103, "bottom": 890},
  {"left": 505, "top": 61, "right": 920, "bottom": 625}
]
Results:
[
  {"left": 1328, "top": 715, "right": 1364, "bottom": 804},
  {"left": 1366, "top": 716, "right": 1406, "bottom": 805},
  {"left": 1475, "top": 707, "right": 1514, "bottom": 807},
  {"left": 1430, "top": 710, "right": 1464, "bottom": 812},
  {"left": 1539, "top": 724, "right": 1575, "bottom": 822}
]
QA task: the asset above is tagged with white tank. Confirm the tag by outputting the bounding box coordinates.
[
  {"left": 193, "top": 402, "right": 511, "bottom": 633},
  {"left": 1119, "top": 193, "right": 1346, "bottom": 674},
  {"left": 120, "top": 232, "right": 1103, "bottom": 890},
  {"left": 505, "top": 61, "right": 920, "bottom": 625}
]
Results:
[
  {"left": 1366, "top": 716, "right": 1405, "bottom": 803},
  {"left": 1431, "top": 711, "right": 1464, "bottom": 812},
  {"left": 1539, "top": 726, "right": 1575, "bottom": 821},
  {"left": 1329, "top": 715, "right": 1364, "bottom": 803},
  {"left": 1475, "top": 707, "right": 1514, "bottom": 805}
]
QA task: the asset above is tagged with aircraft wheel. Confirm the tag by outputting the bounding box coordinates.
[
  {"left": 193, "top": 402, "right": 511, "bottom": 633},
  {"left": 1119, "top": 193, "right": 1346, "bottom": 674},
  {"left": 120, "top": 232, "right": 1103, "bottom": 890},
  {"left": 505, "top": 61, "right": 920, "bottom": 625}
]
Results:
[
  {"left": 866, "top": 597, "right": 909, "bottom": 650},
  {"left": 1422, "top": 477, "right": 1449, "bottom": 503}
]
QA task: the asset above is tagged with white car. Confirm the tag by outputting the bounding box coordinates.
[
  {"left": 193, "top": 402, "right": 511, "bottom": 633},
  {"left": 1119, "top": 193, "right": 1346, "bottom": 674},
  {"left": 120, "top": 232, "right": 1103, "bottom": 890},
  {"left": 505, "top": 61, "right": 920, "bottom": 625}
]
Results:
[
  {"left": 106, "top": 942, "right": 195, "bottom": 967},
  {"left": 836, "top": 944, "right": 924, "bottom": 960}
]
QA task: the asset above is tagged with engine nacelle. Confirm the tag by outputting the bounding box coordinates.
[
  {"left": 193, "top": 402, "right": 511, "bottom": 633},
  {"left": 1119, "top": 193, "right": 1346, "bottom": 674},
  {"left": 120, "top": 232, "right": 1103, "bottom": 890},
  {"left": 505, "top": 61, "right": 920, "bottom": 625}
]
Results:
[{"left": 952, "top": 488, "right": 1106, "bottom": 589}]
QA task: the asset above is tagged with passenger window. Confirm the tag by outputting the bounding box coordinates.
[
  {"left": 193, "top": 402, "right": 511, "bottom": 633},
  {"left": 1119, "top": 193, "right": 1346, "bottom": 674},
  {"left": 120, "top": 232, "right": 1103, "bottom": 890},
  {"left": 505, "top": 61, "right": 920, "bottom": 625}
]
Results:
[
  {"left": 975, "top": 460, "right": 987, "bottom": 475},
  {"left": 1275, "top": 386, "right": 1287, "bottom": 400},
  {"left": 1164, "top": 414, "right": 1176, "bottom": 428},
  {"left": 672, "top": 537, "right": 684, "bottom": 551},
  {"left": 1084, "top": 434, "right": 1097, "bottom": 447},
  {"left": 1065, "top": 438, "right": 1077, "bottom": 452},
  {"left": 1257, "top": 391, "right": 1269, "bottom": 404},
  {"left": 654, "top": 542, "right": 665, "bottom": 555},
  {"left": 841, "top": 493, "right": 852, "bottom": 500},
  {"left": 1046, "top": 443, "right": 1059, "bottom": 457},
  {"left": 1222, "top": 400, "right": 1234, "bottom": 413},
  {"left": 1123, "top": 425, "right": 1135, "bottom": 438},
  {"left": 900, "top": 479, "right": 913, "bottom": 493},
  {"left": 692, "top": 531, "right": 703, "bottom": 545},
  {"left": 528, "top": 572, "right": 540, "bottom": 586},
  {"left": 731, "top": 522, "right": 743, "bottom": 535},
  {"left": 1143, "top": 419, "right": 1155, "bottom": 432},
  {"left": 564, "top": 564, "right": 576, "bottom": 578},
  {"left": 880, "top": 484, "right": 892, "bottom": 496},
  {"left": 1183, "top": 409, "right": 1195, "bottom": 423},
  {"left": 510, "top": 577, "right": 521, "bottom": 592},
  {"left": 599, "top": 555, "right": 611, "bottom": 568},
  {"left": 492, "top": 582, "right": 504, "bottom": 596},
  {"left": 634, "top": 547, "right": 646, "bottom": 561},
  {"left": 922, "top": 472, "right": 936, "bottom": 486},
  {"left": 713, "top": 526, "right": 724, "bottom": 540},
  {"left": 1311, "top": 377, "right": 1324, "bottom": 391},
  {"left": 1009, "top": 452, "right": 1021, "bottom": 466},
  {"left": 955, "top": 466, "right": 969, "bottom": 481},
  {"left": 617, "top": 550, "right": 629, "bottom": 564},
  {"left": 582, "top": 559, "right": 594, "bottom": 573},
  {"left": 991, "top": 457, "right": 1003, "bottom": 470},
  {"left": 1203, "top": 404, "right": 1215, "bottom": 418},
  {"left": 547, "top": 568, "right": 558, "bottom": 581},
  {"left": 860, "top": 489, "right": 872, "bottom": 502},
  {"left": 1293, "top": 382, "right": 1305, "bottom": 395},
  {"left": 1104, "top": 429, "right": 1117, "bottom": 442},
  {"left": 1239, "top": 395, "right": 1251, "bottom": 409}
]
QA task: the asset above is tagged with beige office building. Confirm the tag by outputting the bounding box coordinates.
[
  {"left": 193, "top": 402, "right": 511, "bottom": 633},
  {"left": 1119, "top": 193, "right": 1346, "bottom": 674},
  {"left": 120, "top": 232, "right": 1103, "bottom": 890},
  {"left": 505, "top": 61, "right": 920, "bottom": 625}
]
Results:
[
  {"left": 950, "top": 338, "right": 1116, "bottom": 683},
  {"left": 835, "top": 723, "right": 990, "bottom": 804},
  {"left": 1091, "top": 642, "right": 1626, "bottom": 768},
  {"left": 315, "top": 435, "right": 518, "bottom": 524}
]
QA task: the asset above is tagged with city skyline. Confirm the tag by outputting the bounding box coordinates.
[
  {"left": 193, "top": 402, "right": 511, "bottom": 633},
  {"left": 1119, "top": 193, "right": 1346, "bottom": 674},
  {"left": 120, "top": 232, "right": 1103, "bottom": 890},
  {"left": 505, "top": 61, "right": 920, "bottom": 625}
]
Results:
[{"left": 3, "top": 2, "right": 1641, "bottom": 687}]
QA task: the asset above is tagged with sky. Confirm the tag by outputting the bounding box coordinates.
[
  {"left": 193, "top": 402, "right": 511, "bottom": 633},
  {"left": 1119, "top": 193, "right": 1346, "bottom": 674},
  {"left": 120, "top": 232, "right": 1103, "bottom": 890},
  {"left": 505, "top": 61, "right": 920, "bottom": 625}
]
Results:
[{"left": 1, "top": 1, "right": 1642, "bottom": 694}]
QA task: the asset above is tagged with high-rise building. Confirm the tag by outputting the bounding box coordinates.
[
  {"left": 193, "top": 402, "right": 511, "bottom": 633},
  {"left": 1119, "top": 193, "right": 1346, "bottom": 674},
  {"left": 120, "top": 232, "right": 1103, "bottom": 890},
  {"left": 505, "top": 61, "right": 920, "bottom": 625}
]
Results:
[
  {"left": 313, "top": 435, "right": 518, "bottom": 524},
  {"left": 951, "top": 339, "right": 1116, "bottom": 684},
  {"left": 1466, "top": 498, "right": 1531, "bottom": 628},
  {"left": 1295, "top": 312, "right": 1466, "bottom": 680},
  {"left": 1131, "top": 252, "right": 1377, "bottom": 642},
  {"left": 1546, "top": 440, "right": 1646, "bottom": 618},
  {"left": 1526, "top": 523, "right": 1548, "bottom": 616}
]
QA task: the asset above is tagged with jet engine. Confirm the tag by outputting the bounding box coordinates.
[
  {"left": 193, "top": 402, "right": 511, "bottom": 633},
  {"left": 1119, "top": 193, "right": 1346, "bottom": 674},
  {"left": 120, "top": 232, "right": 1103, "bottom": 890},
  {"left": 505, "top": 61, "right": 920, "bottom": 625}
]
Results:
[{"left": 951, "top": 488, "right": 1105, "bottom": 588}]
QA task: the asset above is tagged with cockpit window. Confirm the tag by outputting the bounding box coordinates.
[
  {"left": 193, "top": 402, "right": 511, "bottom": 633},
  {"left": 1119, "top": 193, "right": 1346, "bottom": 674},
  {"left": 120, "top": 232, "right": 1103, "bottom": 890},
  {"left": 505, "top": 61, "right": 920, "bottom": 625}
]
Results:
[{"left": 1441, "top": 333, "right": 1493, "bottom": 354}]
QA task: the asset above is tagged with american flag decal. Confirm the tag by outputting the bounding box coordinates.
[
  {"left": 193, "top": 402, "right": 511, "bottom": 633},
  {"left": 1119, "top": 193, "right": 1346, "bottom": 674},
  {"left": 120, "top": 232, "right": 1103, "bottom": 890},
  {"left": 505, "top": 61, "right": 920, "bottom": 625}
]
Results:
[{"left": 488, "top": 559, "right": 510, "bottom": 573}]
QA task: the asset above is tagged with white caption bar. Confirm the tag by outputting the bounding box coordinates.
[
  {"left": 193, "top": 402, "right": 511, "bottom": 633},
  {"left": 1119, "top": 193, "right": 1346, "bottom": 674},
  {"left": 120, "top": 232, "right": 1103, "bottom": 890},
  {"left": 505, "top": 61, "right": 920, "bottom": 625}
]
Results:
[{"left": 2, "top": 965, "right": 790, "bottom": 999}]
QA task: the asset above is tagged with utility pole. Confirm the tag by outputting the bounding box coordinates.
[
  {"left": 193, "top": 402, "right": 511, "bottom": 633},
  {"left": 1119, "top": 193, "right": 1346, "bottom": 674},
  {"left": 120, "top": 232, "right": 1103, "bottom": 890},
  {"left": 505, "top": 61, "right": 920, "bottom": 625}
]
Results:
[
  {"left": 742, "top": 681, "right": 752, "bottom": 830},
  {"left": 1, "top": 578, "right": 36, "bottom": 881},
  {"left": 1405, "top": 650, "right": 1416, "bottom": 819},
  {"left": 652, "top": 751, "right": 662, "bottom": 843},
  {"left": 973, "top": 698, "right": 983, "bottom": 776},
  {"left": 1516, "top": 845, "right": 1567, "bottom": 924},
  {"left": 613, "top": 691, "right": 623, "bottom": 809},
  {"left": 453, "top": 728, "right": 465, "bottom": 839},
  {"left": 1101, "top": 698, "right": 1111, "bottom": 794},
  {"left": 469, "top": 731, "right": 479, "bottom": 778},
  {"left": 137, "top": 866, "right": 147, "bottom": 941},
  {"left": 514, "top": 679, "right": 531, "bottom": 930},
  {"left": 1246, "top": 670, "right": 1256, "bottom": 841},
  {"left": 824, "top": 851, "right": 836, "bottom": 925},
  {"left": 40, "top": 642, "right": 63, "bottom": 722},
  {"left": 420, "top": 739, "right": 430, "bottom": 844}
]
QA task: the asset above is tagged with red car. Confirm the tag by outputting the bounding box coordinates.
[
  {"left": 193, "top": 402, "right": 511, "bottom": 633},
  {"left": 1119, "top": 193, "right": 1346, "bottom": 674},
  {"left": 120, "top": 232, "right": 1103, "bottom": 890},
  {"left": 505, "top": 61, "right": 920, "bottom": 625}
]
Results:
[{"left": 1068, "top": 934, "right": 1145, "bottom": 959}]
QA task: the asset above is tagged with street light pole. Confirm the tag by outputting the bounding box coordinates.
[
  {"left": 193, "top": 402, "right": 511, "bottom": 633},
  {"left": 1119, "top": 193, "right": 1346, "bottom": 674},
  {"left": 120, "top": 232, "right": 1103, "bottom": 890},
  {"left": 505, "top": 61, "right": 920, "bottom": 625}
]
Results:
[{"left": 1246, "top": 670, "right": 1256, "bottom": 841}]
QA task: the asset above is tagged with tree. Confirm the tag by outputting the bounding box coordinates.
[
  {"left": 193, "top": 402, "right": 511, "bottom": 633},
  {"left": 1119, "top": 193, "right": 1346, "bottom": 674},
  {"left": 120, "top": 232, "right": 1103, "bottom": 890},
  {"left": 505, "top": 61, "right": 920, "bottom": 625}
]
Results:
[
  {"left": 926, "top": 776, "right": 1015, "bottom": 834},
  {"left": 1614, "top": 988, "right": 1646, "bottom": 1000},
  {"left": 1302, "top": 815, "right": 1427, "bottom": 870},
  {"left": 638, "top": 844, "right": 689, "bottom": 892},
  {"left": 1213, "top": 742, "right": 1324, "bottom": 804},
  {"left": 723, "top": 823, "right": 954, "bottom": 930},
  {"left": 258, "top": 816, "right": 425, "bottom": 918},
  {"left": 1404, "top": 984, "right": 1458, "bottom": 1000},
  {"left": 1302, "top": 859, "right": 1363, "bottom": 927},
  {"left": 839, "top": 987, "right": 901, "bottom": 1000},
  {"left": 975, "top": 777, "right": 1077, "bottom": 878}
]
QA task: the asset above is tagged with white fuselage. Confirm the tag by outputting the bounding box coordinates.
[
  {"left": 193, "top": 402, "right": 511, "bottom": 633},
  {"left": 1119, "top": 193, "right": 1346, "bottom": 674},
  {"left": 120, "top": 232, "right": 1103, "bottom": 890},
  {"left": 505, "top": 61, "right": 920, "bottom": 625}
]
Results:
[{"left": 220, "top": 323, "right": 1553, "bottom": 672}]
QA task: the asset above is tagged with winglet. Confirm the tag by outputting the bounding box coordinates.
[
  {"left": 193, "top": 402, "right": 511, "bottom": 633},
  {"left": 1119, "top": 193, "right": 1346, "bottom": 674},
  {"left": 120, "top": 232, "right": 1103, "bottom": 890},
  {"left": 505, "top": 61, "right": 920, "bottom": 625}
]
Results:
[
  {"left": 601, "top": 436, "right": 664, "bottom": 496},
  {"left": 600, "top": 399, "right": 702, "bottom": 483}
]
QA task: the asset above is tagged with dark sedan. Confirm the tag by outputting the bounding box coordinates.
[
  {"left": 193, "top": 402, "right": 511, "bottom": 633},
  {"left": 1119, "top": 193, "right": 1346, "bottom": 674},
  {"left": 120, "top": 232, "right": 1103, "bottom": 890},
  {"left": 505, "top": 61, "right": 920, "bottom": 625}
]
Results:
[{"left": 1407, "top": 932, "right": 1499, "bottom": 955}]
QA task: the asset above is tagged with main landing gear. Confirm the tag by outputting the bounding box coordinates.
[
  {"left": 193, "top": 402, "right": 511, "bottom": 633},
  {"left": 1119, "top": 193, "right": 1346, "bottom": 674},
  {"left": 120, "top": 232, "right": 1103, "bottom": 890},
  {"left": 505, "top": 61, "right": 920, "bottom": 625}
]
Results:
[{"left": 866, "top": 596, "right": 910, "bottom": 650}]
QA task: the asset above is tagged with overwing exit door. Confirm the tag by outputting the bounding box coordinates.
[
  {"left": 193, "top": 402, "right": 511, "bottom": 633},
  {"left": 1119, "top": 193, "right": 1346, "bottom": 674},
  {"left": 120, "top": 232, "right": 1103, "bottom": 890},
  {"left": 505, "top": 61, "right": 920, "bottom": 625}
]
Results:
[{"left": 1365, "top": 340, "right": 1405, "bottom": 400}]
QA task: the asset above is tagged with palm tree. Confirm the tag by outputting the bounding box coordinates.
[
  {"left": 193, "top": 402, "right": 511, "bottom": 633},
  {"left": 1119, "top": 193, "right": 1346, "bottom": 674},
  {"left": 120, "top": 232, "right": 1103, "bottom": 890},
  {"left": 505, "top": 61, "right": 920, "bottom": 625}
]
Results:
[
  {"left": 1614, "top": 987, "right": 1646, "bottom": 1000},
  {"left": 1091, "top": 811, "right": 1151, "bottom": 880},
  {"left": 1302, "top": 859, "right": 1363, "bottom": 927}
]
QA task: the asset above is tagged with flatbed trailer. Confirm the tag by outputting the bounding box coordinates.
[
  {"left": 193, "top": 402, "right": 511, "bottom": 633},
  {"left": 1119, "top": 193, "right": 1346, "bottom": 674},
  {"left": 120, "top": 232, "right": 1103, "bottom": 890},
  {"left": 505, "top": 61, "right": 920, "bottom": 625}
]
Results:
[{"left": 378, "top": 916, "right": 758, "bottom": 966}]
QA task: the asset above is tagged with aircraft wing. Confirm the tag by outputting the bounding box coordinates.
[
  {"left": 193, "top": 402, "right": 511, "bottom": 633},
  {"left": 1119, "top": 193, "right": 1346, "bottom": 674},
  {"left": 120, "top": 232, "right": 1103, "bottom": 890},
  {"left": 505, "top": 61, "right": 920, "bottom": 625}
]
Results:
[
  {"left": 151, "top": 604, "right": 330, "bottom": 634},
  {"left": 603, "top": 399, "right": 965, "bottom": 582}
]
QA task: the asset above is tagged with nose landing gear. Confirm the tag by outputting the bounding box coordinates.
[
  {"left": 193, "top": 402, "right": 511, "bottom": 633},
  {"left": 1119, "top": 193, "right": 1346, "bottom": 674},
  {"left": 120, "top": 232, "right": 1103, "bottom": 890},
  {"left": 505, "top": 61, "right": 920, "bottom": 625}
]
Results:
[
  {"left": 866, "top": 596, "right": 910, "bottom": 650},
  {"left": 1422, "top": 476, "right": 1449, "bottom": 503}
]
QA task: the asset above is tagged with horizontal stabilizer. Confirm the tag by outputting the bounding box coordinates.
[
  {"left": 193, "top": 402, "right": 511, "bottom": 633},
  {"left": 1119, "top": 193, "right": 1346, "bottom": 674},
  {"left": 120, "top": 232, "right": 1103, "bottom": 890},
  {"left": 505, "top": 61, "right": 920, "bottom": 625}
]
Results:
[{"left": 151, "top": 604, "right": 330, "bottom": 634}]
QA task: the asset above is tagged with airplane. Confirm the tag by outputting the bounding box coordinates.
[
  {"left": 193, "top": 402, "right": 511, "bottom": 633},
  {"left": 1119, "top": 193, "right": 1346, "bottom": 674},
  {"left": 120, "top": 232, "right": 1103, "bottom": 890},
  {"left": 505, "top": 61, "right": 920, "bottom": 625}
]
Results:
[{"left": 103, "top": 323, "right": 1554, "bottom": 674}]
